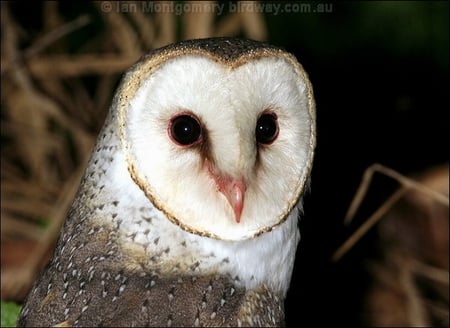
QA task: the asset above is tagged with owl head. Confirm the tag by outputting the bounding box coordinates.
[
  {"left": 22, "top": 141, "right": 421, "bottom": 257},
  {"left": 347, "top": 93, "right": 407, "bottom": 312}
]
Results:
[{"left": 114, "top": 38, "right": 315, "bottom": 241}]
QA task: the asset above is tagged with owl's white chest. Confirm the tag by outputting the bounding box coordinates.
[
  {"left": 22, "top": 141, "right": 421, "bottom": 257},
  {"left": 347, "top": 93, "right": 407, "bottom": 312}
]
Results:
[{"left": 98, "top": 149, "right": 300, "bottom": 296}]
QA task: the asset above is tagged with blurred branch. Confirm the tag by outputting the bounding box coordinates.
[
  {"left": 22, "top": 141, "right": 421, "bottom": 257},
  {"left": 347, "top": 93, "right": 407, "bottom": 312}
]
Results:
[
  {"left": 26, "top": 54, "right": 138, "bottom": 76},
  {"left": 333, "top": 164, "right": 449, "bottom": 262},
  {"left": 25, "top": 15, "right": 91, "bottom": 58},
  {"left": 183, "top": 1, "right": 215, "bottom": 39}
]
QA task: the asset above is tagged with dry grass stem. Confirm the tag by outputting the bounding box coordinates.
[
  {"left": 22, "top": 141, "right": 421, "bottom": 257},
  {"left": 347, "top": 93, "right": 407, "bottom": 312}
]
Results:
[
  {"left": 334, "top": 164, "right": 448, "bottom": 262},
  {"left": 345, "top": 163, "right": 448, "bottom": 225},
  {"left": 411, "top": 258, "right": 449, "bottom": 285},
  {"left": 25, "top": 15, "right": 91, "bottom": 59},
  {"left": 183, "top": 1, "right": 215, "bottom": 39},
  {"left": 333, "top": 187, "right": 407, "bottom": 262},
  {"left": 339, "top": 164, "right": 448, "bottom": 326}
]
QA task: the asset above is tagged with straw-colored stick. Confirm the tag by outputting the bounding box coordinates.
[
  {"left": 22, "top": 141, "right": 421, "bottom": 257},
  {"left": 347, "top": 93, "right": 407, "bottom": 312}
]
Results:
[
  {"left": 335, "top": 163, "right": 448, "bottom": 262},
  {"left": 333, "top": 187, "right": 407, "bottom": 262}
]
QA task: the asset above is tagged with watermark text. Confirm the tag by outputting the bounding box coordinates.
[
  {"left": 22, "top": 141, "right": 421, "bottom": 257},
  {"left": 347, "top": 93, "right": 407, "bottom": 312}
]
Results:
[{"left": 100, "top": 1, "right": 333, "bottom": 16}]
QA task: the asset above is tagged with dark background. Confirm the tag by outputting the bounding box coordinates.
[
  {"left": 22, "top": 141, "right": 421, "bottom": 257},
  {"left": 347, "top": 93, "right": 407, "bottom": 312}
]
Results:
[{"left": 278, "top": 2, "right": 449, "bottom": 326}]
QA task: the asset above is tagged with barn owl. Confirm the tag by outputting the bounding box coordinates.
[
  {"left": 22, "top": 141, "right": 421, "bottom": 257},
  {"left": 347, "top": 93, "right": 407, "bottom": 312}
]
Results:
[{"left": 18, "top": 37, "right": 316, "bottom": 327}]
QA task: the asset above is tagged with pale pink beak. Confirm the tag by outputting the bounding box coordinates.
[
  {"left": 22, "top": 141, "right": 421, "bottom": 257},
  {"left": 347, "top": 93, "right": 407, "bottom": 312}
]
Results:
[
  {"left": 206, "top": 161, "right": 246, "bottom": 223},
  {"left": 216, "top": 178, "right": 246, "bottom": 223}
]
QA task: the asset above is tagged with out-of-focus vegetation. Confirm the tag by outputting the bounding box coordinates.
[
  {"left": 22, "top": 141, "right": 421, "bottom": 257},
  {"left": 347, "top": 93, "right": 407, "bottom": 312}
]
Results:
[{"left": 1, "top": 301, "right": 21, "bottom": 327}]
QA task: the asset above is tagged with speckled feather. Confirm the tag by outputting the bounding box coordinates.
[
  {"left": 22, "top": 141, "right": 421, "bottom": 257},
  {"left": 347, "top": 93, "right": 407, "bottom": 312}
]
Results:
[
  {"left": 18, "top": 110, "right": 284, "bottom": 327},
  {"left": 18, "top": 37, "right": 315, "bottom": 327}
]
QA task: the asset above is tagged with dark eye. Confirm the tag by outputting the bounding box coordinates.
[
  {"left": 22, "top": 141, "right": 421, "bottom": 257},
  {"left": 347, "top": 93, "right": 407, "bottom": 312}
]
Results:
[
  {"left": 168, "top": 114, "right": 202, "bottom": 146},
  {"left": 255, "top": 113, "right": 279, "bottom": 145}
]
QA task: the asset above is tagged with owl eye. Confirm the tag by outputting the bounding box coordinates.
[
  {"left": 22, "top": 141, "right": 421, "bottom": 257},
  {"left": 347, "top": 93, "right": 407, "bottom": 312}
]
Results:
[
  {"left": 255, "top": 113, "right": 279, "bottom": 145},
  {"left": 169, "top": 114, "right": 202, "bottom": 146}
]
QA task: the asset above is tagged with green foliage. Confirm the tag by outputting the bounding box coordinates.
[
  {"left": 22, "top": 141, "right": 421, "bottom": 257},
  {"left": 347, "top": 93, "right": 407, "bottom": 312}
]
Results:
[{"left": 1, "top": 302, "right": 21, "bottom": 328}]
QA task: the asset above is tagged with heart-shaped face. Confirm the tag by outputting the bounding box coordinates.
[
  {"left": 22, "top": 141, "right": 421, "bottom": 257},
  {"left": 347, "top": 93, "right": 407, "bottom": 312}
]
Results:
[{"left": 117, "top": 38, "right": 316, "bottom": 241}]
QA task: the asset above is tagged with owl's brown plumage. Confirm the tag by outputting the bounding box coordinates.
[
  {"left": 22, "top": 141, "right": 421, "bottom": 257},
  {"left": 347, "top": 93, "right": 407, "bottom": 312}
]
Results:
[
  {"left": 18, "top": 37, "right": 315, "bottom": 327},
  {"left": 20, "top": 226, "right": 282, "bottom": 327}
]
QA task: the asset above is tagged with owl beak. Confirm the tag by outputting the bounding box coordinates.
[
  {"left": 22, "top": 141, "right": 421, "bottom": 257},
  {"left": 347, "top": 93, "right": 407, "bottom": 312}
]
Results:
[
  {"left": 205, "top": 160, "right": 246, "bottom": 223},
  {"left": 219, "top": 179, "right": 246, "bottom": 223}
]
